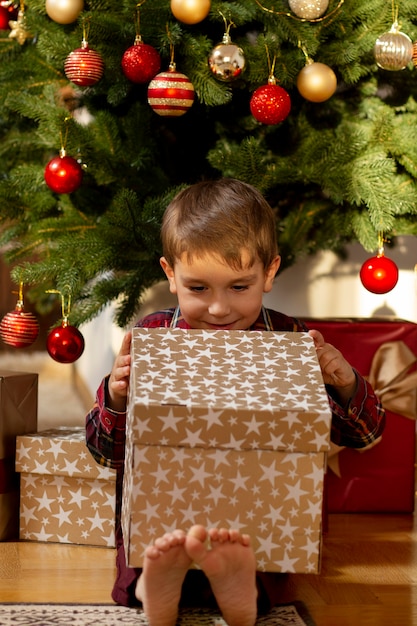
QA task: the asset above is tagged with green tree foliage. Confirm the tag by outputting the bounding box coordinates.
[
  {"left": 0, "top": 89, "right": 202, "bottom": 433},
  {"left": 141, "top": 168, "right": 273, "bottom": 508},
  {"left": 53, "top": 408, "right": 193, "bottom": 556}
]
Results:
[{"left": 0, "top": 0, "right": 417, "bottom": 326}]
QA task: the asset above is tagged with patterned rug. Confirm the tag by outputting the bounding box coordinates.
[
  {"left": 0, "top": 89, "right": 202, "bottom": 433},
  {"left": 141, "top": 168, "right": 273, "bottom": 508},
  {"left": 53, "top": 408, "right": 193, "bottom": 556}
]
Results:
[{"left": 0, "top": 603, "right": 316, "bottom": 625}]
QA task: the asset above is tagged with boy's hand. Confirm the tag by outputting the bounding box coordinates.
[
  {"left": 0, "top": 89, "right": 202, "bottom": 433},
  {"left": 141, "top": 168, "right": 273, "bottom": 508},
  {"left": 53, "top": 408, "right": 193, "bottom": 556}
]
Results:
[
  {"left": 107, "top": 331, "right": 132, "bottom": 412},
  {"left": 309, "top": 329, "right": 356, "bottom": 406}
]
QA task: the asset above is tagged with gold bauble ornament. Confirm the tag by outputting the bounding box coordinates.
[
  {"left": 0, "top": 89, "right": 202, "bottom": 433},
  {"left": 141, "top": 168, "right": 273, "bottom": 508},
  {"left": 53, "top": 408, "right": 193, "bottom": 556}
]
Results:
[
  {"left": 45, "top": 0, "right": 84, "bottom": 24},
  {"left": 288, "top": 0, "right": 329, "bottom": 20},
  {"left": 297, "top": 61, "right": 337, "bottom": 102},
  {"left": 208, "top": 33, "right": 245, "bottom": 81},
  {"left": 374, "top": 24, "right": 412, "bottom": 71},
  {"left": 170, "top": 0, "right": 211, "bottom": 25}
]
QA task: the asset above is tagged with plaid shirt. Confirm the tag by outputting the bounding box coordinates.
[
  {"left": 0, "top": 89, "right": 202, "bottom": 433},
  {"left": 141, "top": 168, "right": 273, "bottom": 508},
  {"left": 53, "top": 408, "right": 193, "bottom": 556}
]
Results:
[
  {"left": 86, "top": 305, "right": 385, "bottom": 473},
  {"left": 85, "top": 305, "right": 385, "bottom": 607}
]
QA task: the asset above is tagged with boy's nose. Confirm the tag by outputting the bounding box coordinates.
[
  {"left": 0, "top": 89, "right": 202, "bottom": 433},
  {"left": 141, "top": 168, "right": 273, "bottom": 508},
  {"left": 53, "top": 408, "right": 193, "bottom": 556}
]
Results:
[{"left": 208, "top": 295, "right": 231, "bottom": 317}]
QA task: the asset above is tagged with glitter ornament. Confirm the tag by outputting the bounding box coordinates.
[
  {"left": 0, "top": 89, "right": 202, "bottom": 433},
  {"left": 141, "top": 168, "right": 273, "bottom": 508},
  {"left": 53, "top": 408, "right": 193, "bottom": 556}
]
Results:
[
  {"left": 288, "top": 0, "right": 329, "bottom": 20},
  {"left": 170, "top": 0, "right": 211, "bottom": 24},
  {"left": 44, "top": 150, "right": 83, "bottom": 194},
  {"left": 209, "top": 31, "right": 245, "bottom": 82},
  {"left": 297, "top": 60, "right": 337, "bottom": 102},
  {"left": 45, "top": 0, "right": 84, "bottom": 24},
  {"left": 0, "top": 287, "right": 39, "bottom": 348},
  {"left": 374, "top": 23, "right": 413, "bottom": 71},
  {"left": 250, "top": 77, "right": 291, "bottom": 125},
  {"left": 148, "top": 64, "right": 195, "bottom": 117},
  {"left": 122, "top": 37, "right": 161, "bottom": 84},
  {"left": 64, "top": 39, "right": 104, "bottom": 87},
  {"left": 360, "top": 254, "right": 399, "bottom": 294},
  {"left": 47, "top": 322, "right": 85, "bottom": 363}
]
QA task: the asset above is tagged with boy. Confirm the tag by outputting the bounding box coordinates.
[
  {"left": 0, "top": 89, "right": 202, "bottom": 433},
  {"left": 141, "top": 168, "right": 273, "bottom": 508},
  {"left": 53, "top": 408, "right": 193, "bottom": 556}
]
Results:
[{"left": 86, "top": 178, "right": 385, "bottom": 626}]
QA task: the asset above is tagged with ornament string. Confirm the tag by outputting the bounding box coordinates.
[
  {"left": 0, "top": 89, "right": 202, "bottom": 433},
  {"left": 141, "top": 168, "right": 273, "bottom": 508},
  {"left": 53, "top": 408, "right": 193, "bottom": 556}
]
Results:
[
  {"left": 166, "top": 24, "right": 176, "bottom": 70},
  {"left": 46, "top": 287, "right": 72, "bottom": 326},
  {"left": 12, "top": 280, "right": 25, "bottom": 310},
  {"left": 82, "top": 16, "right": 91, "bottom": 46},
  {"left": 254, "top": 0, "right": 344, "bottom": 23},
  {"left": 391, "top": 0, "right": 399, "bottom": 25},
  {"left": 59, "top": 118, "right": 71, "bottom": 158},
  {"left": 389, "top": 1, "right": 401, "bottom": 33},
  {"left": 298, "top": 41, "right": 313, "bottom": 65},
  {"left": 264, "top": 44, "right": 279, "bottom": 84},
  {"left": 134, "top": 0, "right": 146, "bottom": 43},
  {"left": 377, "top": 232, "right": 385, "bottom": 257},
  {"left": 218, "top": 11, "right": 235, "bottom": 43}
]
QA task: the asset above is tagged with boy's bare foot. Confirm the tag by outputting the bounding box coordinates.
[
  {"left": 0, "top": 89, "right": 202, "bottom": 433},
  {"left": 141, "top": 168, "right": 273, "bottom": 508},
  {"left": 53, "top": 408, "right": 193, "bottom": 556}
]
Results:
[
  {"left": 185, "top": 525, "right": 258, "bottom": 626},
  {"left": 135, "top": 529, "right": 192, "bottom": 626}
]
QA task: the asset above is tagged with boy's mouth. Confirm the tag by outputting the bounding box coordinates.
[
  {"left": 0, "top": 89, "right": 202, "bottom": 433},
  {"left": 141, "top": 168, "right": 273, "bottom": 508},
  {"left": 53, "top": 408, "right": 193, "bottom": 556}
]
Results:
[{"left": 205, "top": 321, "right": 237, "bottom": 330}]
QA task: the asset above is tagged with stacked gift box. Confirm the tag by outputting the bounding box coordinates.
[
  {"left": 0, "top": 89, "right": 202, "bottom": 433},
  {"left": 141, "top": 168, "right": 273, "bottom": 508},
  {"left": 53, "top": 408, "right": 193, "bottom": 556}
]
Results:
[
  {"left": 15, "top": 427, "right": 117, "bottom": 547},
  {"left": 122, "top": 328, "right": 333, "bottom": 574},
  {"left": 303, "top": 318, "right": 417, "bottom": 513}
]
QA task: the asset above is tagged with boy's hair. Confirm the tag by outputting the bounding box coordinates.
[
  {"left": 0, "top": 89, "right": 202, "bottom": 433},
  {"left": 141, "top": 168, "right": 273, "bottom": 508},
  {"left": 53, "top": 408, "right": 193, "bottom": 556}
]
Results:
[{"left": 161, "top": 178, "right": 279, "bottom": 269}]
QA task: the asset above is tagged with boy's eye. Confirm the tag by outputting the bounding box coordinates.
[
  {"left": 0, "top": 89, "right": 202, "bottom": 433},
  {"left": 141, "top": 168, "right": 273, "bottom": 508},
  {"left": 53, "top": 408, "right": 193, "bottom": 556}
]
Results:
[
  {"left": 189, "top": 286, "right": 206, "bottom": 292},
  {"left": 232, "top": 285, "right": 249, "bottom": 291}
]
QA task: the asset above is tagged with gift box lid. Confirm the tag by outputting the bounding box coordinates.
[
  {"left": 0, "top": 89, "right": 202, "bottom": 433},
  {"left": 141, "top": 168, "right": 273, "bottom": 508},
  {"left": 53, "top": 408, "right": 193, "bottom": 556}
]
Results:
[
  {"left": 15, "top": 427, "right": 116, "bottom": 481},
  {"left": 128, "top": 328, "right": 332, "bottom": 453}
]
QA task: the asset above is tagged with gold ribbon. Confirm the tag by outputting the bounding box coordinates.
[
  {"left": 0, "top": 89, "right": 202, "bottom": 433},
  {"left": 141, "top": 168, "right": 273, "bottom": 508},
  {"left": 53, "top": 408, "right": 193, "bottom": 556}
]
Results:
[
  {"left": 367, "top": 340, "right": 417, "bottom": 420},
  {"left": 328, "top": 339, "right": 417, "bottom": 477}
]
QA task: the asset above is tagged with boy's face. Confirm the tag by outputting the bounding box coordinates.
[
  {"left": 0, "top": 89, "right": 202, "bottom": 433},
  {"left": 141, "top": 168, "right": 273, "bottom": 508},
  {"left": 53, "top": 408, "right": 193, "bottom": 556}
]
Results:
[{"left": 160, "top": 251, "right": 281, "bottom": 330}]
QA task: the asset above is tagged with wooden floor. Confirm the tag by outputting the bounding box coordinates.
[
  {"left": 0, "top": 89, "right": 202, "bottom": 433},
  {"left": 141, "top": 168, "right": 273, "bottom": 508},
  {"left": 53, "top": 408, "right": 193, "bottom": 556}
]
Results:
[{"left": 0, "top": 512, "right": 416, "bottom": 625}]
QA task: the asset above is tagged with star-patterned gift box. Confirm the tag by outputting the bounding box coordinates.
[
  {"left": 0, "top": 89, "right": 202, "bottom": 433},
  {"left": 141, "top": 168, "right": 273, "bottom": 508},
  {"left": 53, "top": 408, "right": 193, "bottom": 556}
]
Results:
[
  {"left": 122, "top": 328, "right": 332, "bottom": 574},
  {"left": 0, "top": 370, "right": 38, "bottom": 541},
  {"left": 16, "top": 427, "right": 116, "bottom": 548}
]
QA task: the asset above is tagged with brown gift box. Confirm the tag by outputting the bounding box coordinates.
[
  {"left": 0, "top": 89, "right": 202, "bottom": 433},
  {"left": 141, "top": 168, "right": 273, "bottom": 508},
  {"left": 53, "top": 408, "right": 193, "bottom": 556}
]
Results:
[
  {"left": 122, "top": 328, "right": 332, "bottom": 573},
  {"left": 16, "top": 427, "right": 116, "bottom": 548},
  {"left": 0, "top": 370, "right": 38, "bottom": 541}
]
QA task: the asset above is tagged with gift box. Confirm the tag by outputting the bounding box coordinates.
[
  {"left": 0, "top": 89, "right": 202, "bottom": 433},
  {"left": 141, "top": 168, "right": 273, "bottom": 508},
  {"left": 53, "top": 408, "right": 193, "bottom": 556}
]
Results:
[
  {"left": 122, "top": 328, "right": 332, "bottom": 574},
  {"left": 16, "top": 427, "right": 117, "bottom": 547},
  {"left": 302, "top": 318, "right": 417, "bottom": 513},
  {"left": 0, "top": 370, "right": 38, "bottom": 541}
]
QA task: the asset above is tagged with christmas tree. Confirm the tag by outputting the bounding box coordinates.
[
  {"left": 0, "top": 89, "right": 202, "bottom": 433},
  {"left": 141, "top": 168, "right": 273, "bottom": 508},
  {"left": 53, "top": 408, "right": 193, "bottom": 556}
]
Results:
[{"left": 0, "top": 0, "right": 417, "bottom": 329}]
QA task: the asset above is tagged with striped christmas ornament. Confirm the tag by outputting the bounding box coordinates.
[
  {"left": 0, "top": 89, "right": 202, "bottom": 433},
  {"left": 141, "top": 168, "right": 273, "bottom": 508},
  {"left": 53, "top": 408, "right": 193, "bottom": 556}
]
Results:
[
  {"left": 0, "top": 307, "right": 40, "bottom": 348},
  {"left": 147, "top": 67, "right": 195, "bottom": 116},
  {"left": 64, "top": 41, "right": 104, "bottom": 87}
]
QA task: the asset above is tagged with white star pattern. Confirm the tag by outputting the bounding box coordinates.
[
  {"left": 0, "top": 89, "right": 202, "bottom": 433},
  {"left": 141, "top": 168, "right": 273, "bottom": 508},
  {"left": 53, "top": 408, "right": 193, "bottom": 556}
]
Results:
[
  {"left": 16, "top": 427, "right": 116, "bottom": 548},
  {"left": 121, "top": 329, "right": 332, "bottom": 573}
]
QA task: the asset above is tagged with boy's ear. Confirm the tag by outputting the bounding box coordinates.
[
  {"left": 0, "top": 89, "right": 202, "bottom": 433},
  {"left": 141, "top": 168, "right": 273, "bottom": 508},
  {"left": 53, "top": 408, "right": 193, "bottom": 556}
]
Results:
[
  {"left": 160, "top": 257, "right": 177, "bottom": 294},
  {"left": 263, "top": 255, "right": 281, "bottom": 292}
]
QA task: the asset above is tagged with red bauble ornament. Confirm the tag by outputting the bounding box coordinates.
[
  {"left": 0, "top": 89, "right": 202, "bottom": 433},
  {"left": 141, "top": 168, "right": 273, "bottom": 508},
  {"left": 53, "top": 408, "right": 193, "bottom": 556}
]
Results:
[
  {"left": 0, "top": 303, "right": 39, "bottom": 348},
  {"left": 47, "top": 322, "right": 85, "bottom": 363},
  {"left": 147, "top": 64, "right": 195, "bottom": 117},
  {"left": 250, "top": 78, "right": 291, "bottom": 125},
  {"left": 360, "top": 254, "right": 399, "bottom": 294},
  {"left": 0, "top": 4, "right": 18, "bottom": 30},
  {"left": 44, "top": 152, "right": 83, "bottom": 194},
  {"left": 64, "top": 40, "right": 104, "bottom": 87},
  {"left": 121, "top": 38, "right": 161, "bottom": 84}
]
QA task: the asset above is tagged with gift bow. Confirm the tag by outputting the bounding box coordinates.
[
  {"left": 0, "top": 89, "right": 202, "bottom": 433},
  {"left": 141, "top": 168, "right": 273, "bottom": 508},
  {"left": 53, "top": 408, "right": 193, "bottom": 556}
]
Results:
[
  {"left": 328, "top": 339, "right": 417, "bottom": 477},
  {"left": 367, "top": 340, "right": 417, "bottom": 420}
]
